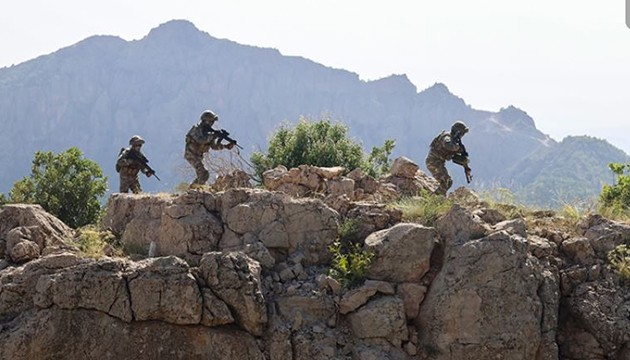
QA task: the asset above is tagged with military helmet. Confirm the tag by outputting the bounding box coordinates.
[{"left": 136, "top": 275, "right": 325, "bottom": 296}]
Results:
[
  {"left": 200, "top": 110, "right": 218, "bottom": 122},
  {"left": 451, "top": 121, "right": 469, "bottom": 136},
  {"left": 129, "top": 135, "right": 145, "bottom": 146}
]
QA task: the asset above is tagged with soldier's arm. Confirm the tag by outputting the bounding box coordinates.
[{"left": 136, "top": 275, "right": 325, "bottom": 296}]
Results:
[
  {"left": 116, "top": 150, "right": 133, "bottom": 167},
  {"left": 443, "top": 135, "right": 463, "bottom": 153},
  {"left": 189, "top": 125, "right": 214, "bottom": 145}
]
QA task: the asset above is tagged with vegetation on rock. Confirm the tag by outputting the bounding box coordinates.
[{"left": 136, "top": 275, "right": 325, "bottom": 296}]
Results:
[
  {"left": 6, "top": 147, "right": 107, "bottom": 228},
  {"left": 250, "top": 116, "right": 394, "bottom": 181}
]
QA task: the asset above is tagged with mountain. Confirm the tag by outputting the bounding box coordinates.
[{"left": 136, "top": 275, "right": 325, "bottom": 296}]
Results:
[
  {"left": 503, "top": 135, "right": 629, "bottom": 206},
  {"left": 0, "top": 19, "right": 626, "bottom": 206}
]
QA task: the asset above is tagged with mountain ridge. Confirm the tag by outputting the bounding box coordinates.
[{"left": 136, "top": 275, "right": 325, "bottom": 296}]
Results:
[{"left": 0, "top": 19, "right": 626, "bottom": 206}]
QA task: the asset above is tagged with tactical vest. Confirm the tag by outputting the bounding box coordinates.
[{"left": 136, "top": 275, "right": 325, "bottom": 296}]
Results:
[
  {"left": 185, "top": 125, "right": 211, "bottom": 155},
  {"left": 429, "top": 131, "right": 456, "bottom": 160}
]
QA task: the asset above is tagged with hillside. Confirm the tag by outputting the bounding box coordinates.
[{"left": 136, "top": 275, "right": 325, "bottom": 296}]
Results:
[
  {"left": 503, "top": 136, "right": 630, "bottom": 206},
  {"left": 1, "top": 161, "right": 629, "bottom": 359},
  {"left": 0, "top": 19, "right": 626, "bottom": 206}
]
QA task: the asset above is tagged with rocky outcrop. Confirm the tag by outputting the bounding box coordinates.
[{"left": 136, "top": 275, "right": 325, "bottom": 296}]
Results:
[
  {"left": 102, "top": 188, "right": 339, "bottom": 266},
  {"left": 261, "top": 158, "right": 438, "bottom": 206},
  {"left": 0, "top": 204, "right": 75, "bottom": 263},
  {"left": 1, "top": 184, "right": 630, "bottom": 359}
]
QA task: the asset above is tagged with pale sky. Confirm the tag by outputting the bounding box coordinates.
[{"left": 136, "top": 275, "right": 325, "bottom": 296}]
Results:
[{"left": 2, "top": 1, "right": 629, "bottom": 154}]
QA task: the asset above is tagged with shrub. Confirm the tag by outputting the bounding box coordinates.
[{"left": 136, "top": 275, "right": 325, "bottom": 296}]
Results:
[
  {"left": 608, "top": 244, "right": 630, "bottom": 281},
  {"left": 251, "top": 116, "right": 394, "bottom": 182},
  {"left": 73, "top": 226, "right": 119, "bottom": 259},
  {"left": 600, "top": 163, "right": 630, "bottom": 218},
  {"left": 8, "top": 147, "right": 108, "bottom": 228},
  {"left": 328, "top": 241, "right": 375, "bottom": 289}
]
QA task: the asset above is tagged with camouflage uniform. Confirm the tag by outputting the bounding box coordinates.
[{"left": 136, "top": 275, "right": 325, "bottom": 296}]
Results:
[
  {"left": 116, "top": 136, "right": 152, "bottom": 193},
  {"left": 185, "top": 110, "right": 234, "bottom": 186},
  {"left": 425, "top": 121, "right": 469, "bottom": 195}
]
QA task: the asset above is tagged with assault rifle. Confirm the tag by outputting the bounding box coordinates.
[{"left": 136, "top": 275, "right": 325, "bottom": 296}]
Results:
[
  {"left": 452, "top": 137, "right": 472, "bottom": 183},
  {"left": 126, "top": 150, "right": 161, "bottom": 181},
  {"left": 207, "top": 128, "right": 243, "bottom": 150}
]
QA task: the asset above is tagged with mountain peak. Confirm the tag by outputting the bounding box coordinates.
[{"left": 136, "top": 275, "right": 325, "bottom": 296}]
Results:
[
  {"left": 367, "top": 74, "right": 416, "bottom": 93},
  {"left": 497, "top": 105, "right": 536, "bottom": 130},
  {"left": 423, "top": 82, "right": 451, "bottom": 95},
  {"left": 144, "top": 19, "right": 211, "bottom": 44}
]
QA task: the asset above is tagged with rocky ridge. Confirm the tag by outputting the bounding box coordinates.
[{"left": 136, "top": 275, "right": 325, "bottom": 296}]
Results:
[{"left": 0, "top": 158, "right": 629, "bottom": 359}]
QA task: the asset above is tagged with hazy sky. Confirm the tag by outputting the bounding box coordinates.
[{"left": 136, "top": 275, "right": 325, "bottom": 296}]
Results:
[{"left": 2, "top": 1, "right": 629, "bottom": 153}]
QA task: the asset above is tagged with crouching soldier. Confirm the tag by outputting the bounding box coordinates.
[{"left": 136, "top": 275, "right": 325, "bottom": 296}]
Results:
[{"left": 425, "top": 121, "right": 472, "bottom": 195}]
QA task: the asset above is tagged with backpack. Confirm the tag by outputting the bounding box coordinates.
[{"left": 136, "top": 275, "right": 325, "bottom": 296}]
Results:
[{"left": 115, "top": 147, "right": 125, "bottom": 173}]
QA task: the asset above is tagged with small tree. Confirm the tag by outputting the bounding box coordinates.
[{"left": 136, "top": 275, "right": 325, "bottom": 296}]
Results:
[
  {"left": 251, "top": 116, "right": 394, "bottom": 181},
  {"left": 599, "top": 162, "right": 630, "bottom": 215},
  {"left": 9, "top": 147, "right": 108, "bottom": 228}
]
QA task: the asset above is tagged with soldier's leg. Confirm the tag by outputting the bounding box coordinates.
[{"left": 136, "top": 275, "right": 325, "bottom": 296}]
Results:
[
  {"left": 130, "top": 176, "right": 142, "bottom": 194},
  {"left": 119, "top": 175, "right": 131, "bottom": 193},
  {"left": 426, "top": 158, "right": 451, "bottom": 196},
  {"left": 185, "top": 153, "right": 209, "bottom": 185}
]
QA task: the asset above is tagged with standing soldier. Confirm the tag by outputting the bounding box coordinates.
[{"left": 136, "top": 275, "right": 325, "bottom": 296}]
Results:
[
  {"left": 425, "top": 121, "right": 472, "bottom": 195},
  {"left": 116, "top": 135, "right": 155, "bottom": 193},
  {"left": 185, "top": 110, "right": 235, "bottom": 186}
]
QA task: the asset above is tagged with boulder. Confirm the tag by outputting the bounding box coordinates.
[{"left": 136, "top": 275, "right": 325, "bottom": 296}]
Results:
[
  {"left": 199, "top": 251, "right": 267, "bottom": 336},
  {"left": 417, "top": 230, "right": 557, "bottom": 360},
  {"left": 365, "top": 223, "right": 436, "bottom": 283},
  {"left": 347, "top": 296, "right": 408, "bottom": 347},
  {"left": 0, "top": 204, "right": 73, "bottom": 257}
]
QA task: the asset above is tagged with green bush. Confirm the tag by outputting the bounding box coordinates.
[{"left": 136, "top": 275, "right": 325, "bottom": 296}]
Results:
[
  {"left": 600, "top": 163, "right": 630, "bottom": 216},
  {"left": 608, "top": 244, "right": 630, "bottom": 281},
  {"left": 251, "top": 116, "right": 394, "bottom": 181},
  {"left": 8, "top": 147, "right": 108, "bottom": 228},
  {"left": 328, "top": 241, "right": 375, "bottom": 289}
]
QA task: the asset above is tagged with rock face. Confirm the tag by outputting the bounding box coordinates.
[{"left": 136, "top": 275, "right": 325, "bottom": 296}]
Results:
[
  {"left": 416, "top": 230, "right": 555, "bottom": 359},
  {"left": 0, "top": 204, "right": 75, "bottom": 263},
  {"left": 1, "top": 182, "right": 630, "bottom": 359}
]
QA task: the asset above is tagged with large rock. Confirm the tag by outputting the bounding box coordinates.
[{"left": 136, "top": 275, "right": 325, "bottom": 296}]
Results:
[
  {"left": 158, "top": 201, "right": 223, "bottom": 257},
  {"left": 365, "top": 223, "right": 436, "bottom": 283},
  {"left": 6, "top": 227, "right": 40, "bottom": 263},
  {"left": 0, "top": 204, "right": 73, "bottom": 258},
  {"left": 101, "top": 193, "right": 172, "bottom": 254},
  {"left": 417, "top": 230, "right": 558, "bottom": 360},
  {"left": 221, "top": 188, "right": 339, "bottom": 265},
  {"left": 0, "top": 252, "right": 86, "bottom": 320},
  {"left": 344, "top": 203, "right": 403, "bottom": 242},
  {"left": 579, "top": 214, "right": 630, "bottom": 258},
  {"left": 380, "top": 157, "right": 438, "bottom": 196},
  {"left": 389, "top": 156, "right": 419, "bottom": 178},
  {"left": 347, "top": 296, "right": 408, "bottom": 347},
  {"left": 0, "top": 308, "right": 264, "bottom": 360},
  {"left": 560, "top": 277, "right": 630, "bottom": 359},
  {"left": 128, "top": 256, "right": 202, "bottom": 325},
  {"left": 32, "top": 255, "right": 204, "bottom": 325},
  {"left": 34, "top": 257, "right": 132, "bottom": 322},
  {"left": 199, "top": 251, "right": 268, "bottom": 336}
]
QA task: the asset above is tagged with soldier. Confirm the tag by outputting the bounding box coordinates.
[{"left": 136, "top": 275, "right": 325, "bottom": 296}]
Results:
[
  {"left": 116, "top": 135, "right": 155, "bottom": 193},
  {"left": 185, "top": 110, "right": 235, "bottom": 186},
  {"left": 425, "top": 121, "right": 472, "bottom": 196}
]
